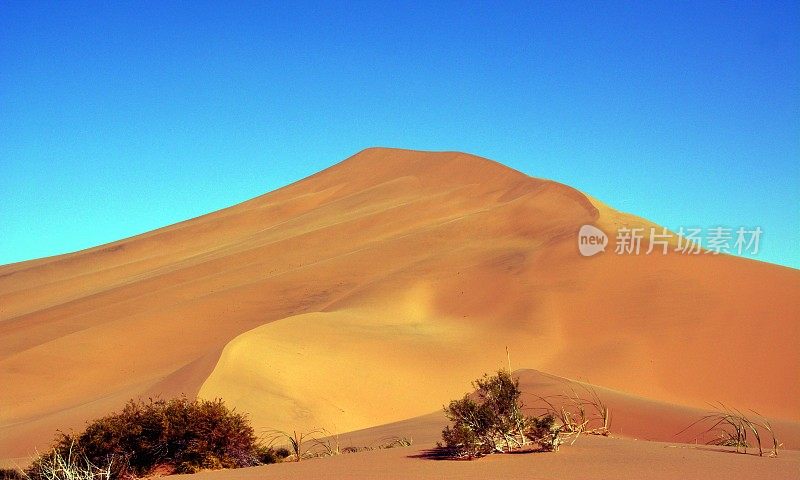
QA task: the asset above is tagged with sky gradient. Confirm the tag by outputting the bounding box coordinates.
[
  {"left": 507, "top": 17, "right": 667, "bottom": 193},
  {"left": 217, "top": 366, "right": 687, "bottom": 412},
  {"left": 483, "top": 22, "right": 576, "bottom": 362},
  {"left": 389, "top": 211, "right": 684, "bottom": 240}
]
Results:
[{"left": 1, "top": 1, "right": 798, "bottom": 268}]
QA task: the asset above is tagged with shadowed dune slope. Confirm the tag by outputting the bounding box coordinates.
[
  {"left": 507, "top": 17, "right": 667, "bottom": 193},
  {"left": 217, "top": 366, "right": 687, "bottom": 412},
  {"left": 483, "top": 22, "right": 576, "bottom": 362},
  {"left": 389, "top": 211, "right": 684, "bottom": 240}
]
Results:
[{"left": 1, "top": 148, "right": 798, "bottom": 463}]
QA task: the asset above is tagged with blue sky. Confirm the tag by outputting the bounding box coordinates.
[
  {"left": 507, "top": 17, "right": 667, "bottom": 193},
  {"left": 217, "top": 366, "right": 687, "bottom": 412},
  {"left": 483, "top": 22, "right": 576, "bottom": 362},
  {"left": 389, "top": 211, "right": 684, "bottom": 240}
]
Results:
[{"left": 1, "top": 1, "right": 798, "bottom": 268}]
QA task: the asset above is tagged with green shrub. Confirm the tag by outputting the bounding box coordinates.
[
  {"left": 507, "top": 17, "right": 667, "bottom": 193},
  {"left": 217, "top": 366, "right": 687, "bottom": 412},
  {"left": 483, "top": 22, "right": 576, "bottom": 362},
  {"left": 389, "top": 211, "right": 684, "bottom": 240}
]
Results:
[
  {"left": 439, "top": 370, "right": 561, "bottom": 459},
  {"left": 26, "top": 397, "right": 260, "bottom": 479}
]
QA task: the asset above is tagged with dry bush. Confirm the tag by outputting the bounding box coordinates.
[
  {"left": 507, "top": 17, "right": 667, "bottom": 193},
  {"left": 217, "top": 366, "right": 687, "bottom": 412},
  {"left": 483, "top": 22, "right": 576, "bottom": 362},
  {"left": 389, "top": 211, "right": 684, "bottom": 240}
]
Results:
[
  {"left": 254, "top": 445, "right": 290, "bottom": 465},
  {"left": 25, "top": 442, "right": 112, "bottom": 480},
  {"left": 0, "top": 468, "right": 25, "bottom": 480},
  {"left": 268, "top": 428, "right": 414, "bottom": 461},
  {"left": 311, "top": 429, "right": 342, "bottom": 457},
  {"left": 679, "top": 403, "right": 780, "bottom": 457},
  {"left": 341, "top": 446, "right": 371, "bottom": 454},
  {"left": 263, "top": 430, "right": 321, "bottom": 462},
  {"left": 377, "top": 436, "right": 413, "bottom": 449},
  {"left": 439, "top": 370, "right": 562, "bottom": 459},
  {"left": 26, "top": 397, "right": 260, "bottom": 479},
  {"left": 533, "top": 384, "right": 611, "bottom": 445}
]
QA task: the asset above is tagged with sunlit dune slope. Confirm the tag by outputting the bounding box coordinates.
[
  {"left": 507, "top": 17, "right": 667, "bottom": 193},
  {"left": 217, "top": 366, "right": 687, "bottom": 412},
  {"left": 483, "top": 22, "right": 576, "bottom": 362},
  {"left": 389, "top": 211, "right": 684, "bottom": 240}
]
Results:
[
  {"left": 177, "top": 370, "right": 800, "bottom": 480},
  {"left": 1, "top": 148, "right": 798, "bottom": 463},
  {"left": 331, "top": 369, "right": 800, "bottom": 449}
]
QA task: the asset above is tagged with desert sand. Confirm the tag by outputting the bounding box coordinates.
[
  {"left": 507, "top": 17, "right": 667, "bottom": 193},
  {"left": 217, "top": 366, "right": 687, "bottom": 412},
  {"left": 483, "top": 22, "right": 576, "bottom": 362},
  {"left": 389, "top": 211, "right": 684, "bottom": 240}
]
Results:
[
  {"left": 174, "top": 436, "right": 800, "bottom": 480},
  {"left": 1, "top": 148, "right": 798, "bottom": 476}
]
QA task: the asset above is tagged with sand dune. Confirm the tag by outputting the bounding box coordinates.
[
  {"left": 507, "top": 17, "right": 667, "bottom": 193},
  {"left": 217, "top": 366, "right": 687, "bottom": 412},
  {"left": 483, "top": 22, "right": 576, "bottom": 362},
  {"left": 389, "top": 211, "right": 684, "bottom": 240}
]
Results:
[
  {"left": 177, "top": 436, "right": 800, "bottom": 480},
  {"left": 179, "top": 370, "right": 800, "bottom": 480},
  {"left": 1, "top": 148, "right": 798, "bottom": 467},
  {"left": 332, "top": 369, "right": 800, "bottom": 449}
]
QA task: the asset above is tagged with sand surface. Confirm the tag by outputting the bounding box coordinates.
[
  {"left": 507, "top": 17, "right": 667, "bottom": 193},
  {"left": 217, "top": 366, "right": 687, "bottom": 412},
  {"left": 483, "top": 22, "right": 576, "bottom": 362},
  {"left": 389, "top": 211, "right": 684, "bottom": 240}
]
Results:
[
  {"left": 172, "top": 436, "right": 800, "bottom": 480},
  {"left": 1, "top": 148, "right": 798, "bottom": 473}
]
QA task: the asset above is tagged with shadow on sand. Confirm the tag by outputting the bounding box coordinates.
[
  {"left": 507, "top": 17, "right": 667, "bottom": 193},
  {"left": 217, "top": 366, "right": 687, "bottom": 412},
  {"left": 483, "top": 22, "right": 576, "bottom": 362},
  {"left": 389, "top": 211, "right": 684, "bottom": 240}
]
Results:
[{"left": 409, "top": 445, "right": 549, "bottom": 461}]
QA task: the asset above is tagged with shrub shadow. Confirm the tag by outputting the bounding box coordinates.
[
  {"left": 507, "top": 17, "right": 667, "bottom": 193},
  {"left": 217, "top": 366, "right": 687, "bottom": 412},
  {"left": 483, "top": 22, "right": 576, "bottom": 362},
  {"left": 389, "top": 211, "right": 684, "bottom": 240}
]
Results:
[
  {"left": 409, "top": 445, "right": 549, "bottom": 461},
  {"left": 408, "top": 448, "right": 460, "bottom": 461}
]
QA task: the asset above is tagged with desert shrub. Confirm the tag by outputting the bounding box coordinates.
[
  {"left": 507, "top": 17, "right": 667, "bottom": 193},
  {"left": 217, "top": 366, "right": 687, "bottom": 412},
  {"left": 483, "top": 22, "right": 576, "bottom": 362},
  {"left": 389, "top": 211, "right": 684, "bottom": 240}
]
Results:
[
  {"left": 377, "top": 436, "right": 413, "bottom": 449},
  {"left": 272, "top": 447, "right": 291, "bottom": 459},
  {"left": 341, "top": 446, "right": 372, "bottom": 454},
  {"left": 439, "top": 370, "right": 561, "bottom": 459},
  {"left": 679, "top": 403, "right": 780, "bottom": 457},
  {"left": 24, "top": 442, "right": 112, "bottom": 480},
  {"left": 255, "top": 445, "right": 290, "bottom": 465},
  {"left": 26, "top": 397, "right": 260, "bottom": 479},
  {"left": 535, "top": 384, "right": 611, "bottom": 445},
  {"left": 263, "top": 430, "right": 321, "bottom": 462},
  {"left": 311, "top": 429, "right": 342, "bottom": 457},
  {"left": 526, "top": 414, "right": 562, "bottom": 452},
  {"left": 0, "top": 468, "right": 24, "bottom": 480}
]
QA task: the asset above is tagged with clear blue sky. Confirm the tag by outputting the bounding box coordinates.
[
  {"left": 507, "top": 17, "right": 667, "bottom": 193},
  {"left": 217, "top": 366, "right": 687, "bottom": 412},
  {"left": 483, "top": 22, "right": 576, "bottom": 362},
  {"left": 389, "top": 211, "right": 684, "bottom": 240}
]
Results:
[{"left": 1, "top": 1, "right": 798, "bottom": 268}]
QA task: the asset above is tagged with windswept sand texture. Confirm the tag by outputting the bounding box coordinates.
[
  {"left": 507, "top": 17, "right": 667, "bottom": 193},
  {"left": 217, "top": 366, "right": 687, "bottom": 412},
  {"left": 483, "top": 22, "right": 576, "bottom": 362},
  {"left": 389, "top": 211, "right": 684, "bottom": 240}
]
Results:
[{"left": 1, "top": 148, "right": 798, "bottom": 472}]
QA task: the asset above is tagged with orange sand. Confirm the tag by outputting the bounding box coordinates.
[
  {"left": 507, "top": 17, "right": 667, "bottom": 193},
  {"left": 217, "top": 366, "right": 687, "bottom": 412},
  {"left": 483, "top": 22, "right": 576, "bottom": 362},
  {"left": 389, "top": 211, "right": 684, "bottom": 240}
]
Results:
[{"left": 175, "top": 436, "right": 800, "bottom": 480}]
